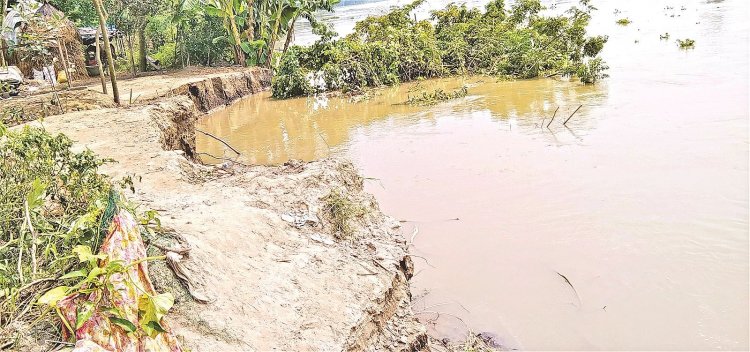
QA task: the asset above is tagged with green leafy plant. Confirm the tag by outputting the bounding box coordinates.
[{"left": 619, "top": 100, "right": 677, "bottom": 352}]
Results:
[
  {"left": 273, "top": 0, "right": 609, "bottom": 98},
  {"left": 0, "top": 124, "right": 113, "bottom": 346}
]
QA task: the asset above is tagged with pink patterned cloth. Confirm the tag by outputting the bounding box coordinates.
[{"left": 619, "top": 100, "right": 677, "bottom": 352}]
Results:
[{"left": 57, "top": 210, "right": 182, "bottom": 352}]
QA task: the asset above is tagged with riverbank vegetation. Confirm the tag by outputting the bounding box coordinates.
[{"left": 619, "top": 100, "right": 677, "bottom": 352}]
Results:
[
  {"left": 44, "top": 0, "right": 339, "bottom": 71},
  {"left": 272, "top": 0, "right": 609, "bottom": 98},
  {"left": 0, "top": 123, "right": 172, "bottom": 348},
  {"left": 0, "top": 123, "right": 111, "bottom": 345}
]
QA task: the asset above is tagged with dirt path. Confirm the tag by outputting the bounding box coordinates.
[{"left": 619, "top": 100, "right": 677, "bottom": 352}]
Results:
[{"left": 17, "top": 68, "right": 427, "bottom": 351}]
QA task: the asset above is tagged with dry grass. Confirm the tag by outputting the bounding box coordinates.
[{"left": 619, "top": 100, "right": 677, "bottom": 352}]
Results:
[{"left": 323, "top": 189, "right": 366, "bottom": 239}]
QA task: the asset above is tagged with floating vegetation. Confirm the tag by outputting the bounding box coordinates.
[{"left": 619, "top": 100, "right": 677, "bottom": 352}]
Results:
[
  {"left": 616, "top": 18, "right": 632, "bottom": 25},
  {"left": 406, "top": 86, "right": 468, "bottom": 106},
  {"left": 677, "top": 38, "right": 696, "bottom": 49},
  {"left": 273, "top": 0, "right": 608, "bottom": 98}
]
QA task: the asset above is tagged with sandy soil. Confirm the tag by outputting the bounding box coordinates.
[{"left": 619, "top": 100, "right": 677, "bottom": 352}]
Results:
[
  {"left": 1, "top": 67, "right": 252, "bottom": 125},
  {"left": 15, "top": 68, "right": 428, "bottom": 351}
]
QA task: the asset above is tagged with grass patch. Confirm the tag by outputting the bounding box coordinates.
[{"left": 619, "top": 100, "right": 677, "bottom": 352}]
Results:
[{"left": 323, "top": 189, "right": 366, "bottom": 239}]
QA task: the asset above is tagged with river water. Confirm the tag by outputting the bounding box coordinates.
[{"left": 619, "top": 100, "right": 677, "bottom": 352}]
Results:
[{"left": 197, "top": 0, "right": 749, "bottom": 349}]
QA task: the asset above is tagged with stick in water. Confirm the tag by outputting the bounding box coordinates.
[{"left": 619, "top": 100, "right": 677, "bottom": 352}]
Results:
[
  {"left": 563, "top": 105, "right": 583, "bottom": 125},
  {"left": 547, "top": 106, "right": 560, "bottom": 128},
  {"left": 195, "top": 128, "right": 241, "bottom": 155}
]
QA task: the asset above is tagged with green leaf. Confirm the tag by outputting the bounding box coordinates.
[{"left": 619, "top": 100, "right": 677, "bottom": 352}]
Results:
[
  {"left": 240, "top": 41, "right": 252, "bottom": 54},
  {"left": 38, "top": 286, "right": 69, "bottom": 306},
  {"left": 203, "top": 5, "right": 221, "bottom": 17},
  {"left": 59, "top": 269, "right": 87, "bottom": 280},
  {"left": 146, "top": 320, "right": 167, "bottom": 333},
  {"left": 104, "top": 260, "right": 126, "bottom": 273},
  {"left": 76, "top": 301, "right": 95, "bottom": 329},
  {"left": 110, "top": 316, "right": 137, "bottom": 333},
  {"left": 72, "top": 245, "right": 106, "bottom": 264},
  {"left": 26, "top": 178, "right": 47, "bottom": 210},
  {"left": 139, "top": 293, "right": 174, "bottom": 337}
]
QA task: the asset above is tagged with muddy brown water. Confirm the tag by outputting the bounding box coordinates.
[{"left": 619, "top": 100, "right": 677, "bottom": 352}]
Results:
[{"left": 197, "top": 0, "right": 749, "bottom": 349}]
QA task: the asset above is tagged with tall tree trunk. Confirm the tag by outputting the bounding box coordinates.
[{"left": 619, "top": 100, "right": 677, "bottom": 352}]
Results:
[
  {"left": 228, "top": 12, "right": 246, "bottom": 66},
  {"left": 94, "top": 0, "right": 120, "bottom": 104},
  {"left": 138, "top": 26, "right": 147, "bottom": 72},
  {"left": 282, "top": 15, "right": 297, "bottom": 56},
  {"left": 95, "top": 27, "right": 107, "bottom": 94}
]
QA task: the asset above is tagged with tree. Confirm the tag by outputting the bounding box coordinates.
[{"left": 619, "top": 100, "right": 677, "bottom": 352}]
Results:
[
  {"left": 92, "top": 0, "right": 120, "bottom": 104},
  {"left": 281, "top": 0, "right": 338, "bottom": 56},
  {"left": 49, "top": 0, "right": 98, "bottom": 25},
  {"left": 108, "top": 0, "right": 167, "bottom": 73},
  {"left": 203, "top": 0, "right": 246, "bottom": 65}
]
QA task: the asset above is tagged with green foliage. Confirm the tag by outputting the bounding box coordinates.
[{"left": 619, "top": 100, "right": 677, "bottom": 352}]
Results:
[
  {"left": 273, "top": 0, "right": 609, "bottom": 98},
  {"left": 677, "top": 38, "right": 695, "bottom": 49},
  {"left": 0, "top": 125, "right": 112, "bottom": 328},
  {"left": 153, "top": 42, "right": 177, "bottom": 68},
  {"left": 49, "top": 0, "right": 99, "bottom": 25},
  {"left": 0, "top": 125, "right": 172, "bottom": 347},
  {"left": 406, "top": 86, "right": 468, "bottom": 106},
  {"left": 576, "top": 57, "right": 609, "bottom": 84}
]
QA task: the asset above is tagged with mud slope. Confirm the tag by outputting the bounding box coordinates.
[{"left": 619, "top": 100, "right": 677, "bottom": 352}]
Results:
[{"left": 22, "top": 68, "right": 427, "bottom": 351}]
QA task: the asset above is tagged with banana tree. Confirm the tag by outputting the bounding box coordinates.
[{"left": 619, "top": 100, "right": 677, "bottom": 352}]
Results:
[{"left": 202, "top": 0, "right": 246, "bottom": 65}]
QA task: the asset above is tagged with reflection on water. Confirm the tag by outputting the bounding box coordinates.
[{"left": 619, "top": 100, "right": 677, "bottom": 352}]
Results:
[{"left": 197, "top": 0, "right": 749, "bottom": 349}]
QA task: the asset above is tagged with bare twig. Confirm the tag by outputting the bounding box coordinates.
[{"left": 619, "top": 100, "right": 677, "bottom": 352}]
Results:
[
  {"left": 555, "top": 271, "right": 582, "bottom": 307},
  {"left": 563, "top": 105, "right": 583, "bottom": 125},
  {"left": 195, "top": 152, "right": 249, "bottom": 167},
  {"left": 408, "top": 254, "right": 436, "bottom": 268},
  {"left": 414, "top": 310, "right": 470, "bottom": 329},
  {"left": 195, "top": 128, "right": 241, "bottom": 156},
  {"left": 547, "top": 106, "right": 559, "bottom": 128}
]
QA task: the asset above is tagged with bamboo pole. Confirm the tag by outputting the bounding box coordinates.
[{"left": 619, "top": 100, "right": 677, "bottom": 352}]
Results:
[
  {"left": 93, "top": 0, "right": 120, "bottom": 104},
  {"left": 95, "top": 27, "right": 107, "bottom": 94}
]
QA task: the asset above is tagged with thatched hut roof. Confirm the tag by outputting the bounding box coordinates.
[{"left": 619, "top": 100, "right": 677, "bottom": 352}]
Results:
[{"left": 36, "top": 2, "right": 64, "bottom": 18}]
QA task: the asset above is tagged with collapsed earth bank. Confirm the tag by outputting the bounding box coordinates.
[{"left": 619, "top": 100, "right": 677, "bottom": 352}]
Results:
[{"left": 17, "top": 68, "right": 428, "bottom": 351}]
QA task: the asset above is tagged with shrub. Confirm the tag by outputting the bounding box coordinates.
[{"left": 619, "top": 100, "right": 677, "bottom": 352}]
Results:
[
  {"left": 273, "top": 0, "right": 609, "bottom": 98},
  {"left": 0, "top": 124, "right": 112, "bottom": 345}
]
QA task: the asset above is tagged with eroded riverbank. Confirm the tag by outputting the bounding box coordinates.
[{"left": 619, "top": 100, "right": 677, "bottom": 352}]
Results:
[{"left": 9, "top": 68, "right": 430, "bottom": 351}]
